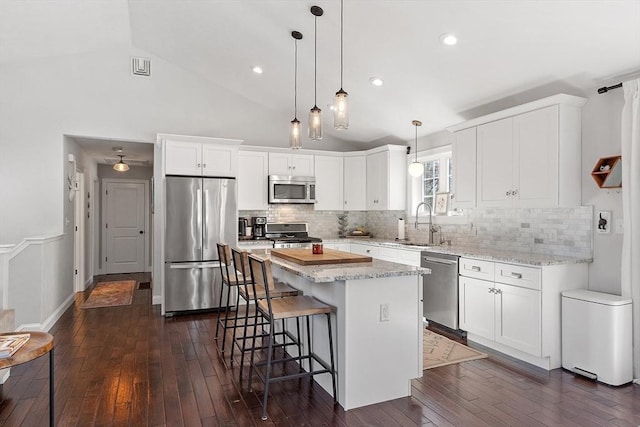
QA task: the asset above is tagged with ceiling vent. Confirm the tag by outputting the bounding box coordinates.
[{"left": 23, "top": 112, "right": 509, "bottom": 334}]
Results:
[
  {"left": 104, "top": 158, "right": 149, "bottom": 167},
  {"left": 131, "top": 57, "right": 151, "bottom": 77}
]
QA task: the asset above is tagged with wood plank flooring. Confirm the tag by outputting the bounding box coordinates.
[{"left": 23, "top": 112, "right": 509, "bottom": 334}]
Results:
[{"left": 0, "top": 272, "right": 638, "bottom": 426}]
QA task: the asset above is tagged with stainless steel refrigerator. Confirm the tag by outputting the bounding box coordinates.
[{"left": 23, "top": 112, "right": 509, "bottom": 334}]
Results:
[{"left": 164, "top": 176, "right": 237, "bottom": 313}]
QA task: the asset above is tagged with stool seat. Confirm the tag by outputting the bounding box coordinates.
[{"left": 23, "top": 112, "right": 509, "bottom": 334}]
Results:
[
  {"left": 239, "top": 281, "right": 299, "bottom": 300},
  {"left": 258, "top": 295, "right": 332, "bottom": 320}
]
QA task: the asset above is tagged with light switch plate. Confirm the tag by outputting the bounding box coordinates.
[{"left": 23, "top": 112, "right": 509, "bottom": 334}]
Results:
[{"left": 615, "top": 218, "right": 624, "bottom": 234}]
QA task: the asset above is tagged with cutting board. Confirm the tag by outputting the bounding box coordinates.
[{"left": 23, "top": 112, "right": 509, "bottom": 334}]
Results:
[{"left": 270, "top": 248, "right": 373, "bottom": 265}]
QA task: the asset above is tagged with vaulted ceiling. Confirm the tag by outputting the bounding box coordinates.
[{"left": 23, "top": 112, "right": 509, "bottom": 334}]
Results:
[{"left": 2, "top": 0, "right": 639, "bottom": 152}]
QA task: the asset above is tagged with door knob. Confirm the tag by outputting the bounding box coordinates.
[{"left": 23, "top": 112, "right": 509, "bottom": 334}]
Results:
[{"left": 139, "top": 230, "right": 144, "bottom": 234}]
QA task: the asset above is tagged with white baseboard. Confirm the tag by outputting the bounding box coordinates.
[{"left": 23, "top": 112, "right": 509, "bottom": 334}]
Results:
[
  {"left": 0, "top": 368, "right": 10, "bottom": 385},
  {"left": 84, "top": 277, "right": 92, "bottom": 289},
  {"left": 17, "top": 293, "right": 75, "bottom": 332},
  {"left": 152, "top": 295, "right": 162, "bottom": 306}
]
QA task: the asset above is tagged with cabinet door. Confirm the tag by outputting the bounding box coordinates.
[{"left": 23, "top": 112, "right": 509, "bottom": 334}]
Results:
[
  {"left": 202, "top": 144, "right": 237, "bottom": 177},
  {"left": 315, "top": 155, "right": 344, "bottom": 210},
  {"left": 513, "top": 105, "right": 559, "bottom": 207},
  {"left": 291, "top": 154, "right": 315, "bottom": 176},
  {"left": 366, "top": 151, "right": 387, "bottom": 210},
  {"left": 459, "top": 276, "right": 494, "bottom": 339},
  {"left": 268, "top": 153, "right": 291, "bottom": 175},
  {"left": 494, "top": 283, "right": 541, "bottom": 356},
  {"left": 324, "top": 243, "right": 350, "bottom": 251},
  {"left": 349, "top": 243, "right": 378, "bottom": 258},
  {"left": 165, "top": 141, "right": 202, "bottom": 175},
  {"left": 343, "top": 156, "right": 367, "bottom": 211},
  {"left": 476, "top": 118, "right": 513, "bottom": 208},
  {"left": 238, "top": 151, "right": 269, "bottom": 210},
  {"left": 452, "top": 128, "right": 477, "bottom": 209}
]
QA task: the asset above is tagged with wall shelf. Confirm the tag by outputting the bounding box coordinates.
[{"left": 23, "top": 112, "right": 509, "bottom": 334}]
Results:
[{"left": 591, "top": 155, "right": 622, "bottom": 188}]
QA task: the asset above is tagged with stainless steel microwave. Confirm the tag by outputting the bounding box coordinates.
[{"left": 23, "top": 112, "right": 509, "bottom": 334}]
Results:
[{"left": 268, "top": 175, "right": 316, "bottom": 204}]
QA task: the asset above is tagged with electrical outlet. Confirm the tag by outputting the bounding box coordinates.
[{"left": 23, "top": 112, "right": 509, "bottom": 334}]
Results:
[{"left": 380, "top": 303, "right": 390, "bottom": 322}]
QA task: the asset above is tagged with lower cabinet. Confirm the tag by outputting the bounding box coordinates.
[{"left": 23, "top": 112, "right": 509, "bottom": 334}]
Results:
[
  {"left": 458, "top": 257, "right": 587, "bottom": 370},
  {"left": 348, "top": 243, "right": 420, "bottom": 267},
  {"left": 459, "top": 276, "right": 541, "bottom": 356},
  {"left": 323, "top": 242, "right": 350, "bottom": 252}
]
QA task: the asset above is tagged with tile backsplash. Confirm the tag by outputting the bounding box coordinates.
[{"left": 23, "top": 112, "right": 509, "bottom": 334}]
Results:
[{"left": 240, "top": 205, "right": 593, "bottom": 258}]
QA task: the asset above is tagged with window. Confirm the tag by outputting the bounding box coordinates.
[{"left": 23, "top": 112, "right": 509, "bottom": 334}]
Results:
[{"left": 408, "top": 147, "right": 452, "bottom": 215}]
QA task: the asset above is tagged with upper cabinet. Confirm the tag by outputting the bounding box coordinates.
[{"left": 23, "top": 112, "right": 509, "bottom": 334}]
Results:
[
  {"left": 343, "top": 155, "right": 367, "bottom": 211},
  {"left": 164, "top": 137, "right": 242, "bottom": 177},
  {"left": 238, "top": 150, "right": 269, "bottom": 210},
  {"left": 314, "top": 155, "right": 344, "bottom": 211},
  {"left": 366, "top": 146, "right": 406, "bottom": 210},
  {"left": 451, "top": 127, "right": 477, "bottom": 209},
  {"left": 448, "top": 94, "right": 586, "bottom": 209},
  {"left": 268, "top": 153, "right": 314, "bottom": 176}
]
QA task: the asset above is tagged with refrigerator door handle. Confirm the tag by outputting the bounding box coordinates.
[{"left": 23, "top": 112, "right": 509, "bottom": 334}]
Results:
[
  {"left": 169, "top": 261, "right": 220, "bottom": 269},
  {"left": 203, "top": 188, "right": 209, "bottom": 250},
  {"left": 196, "top": 190, "right": 202, "bottom": 250}
]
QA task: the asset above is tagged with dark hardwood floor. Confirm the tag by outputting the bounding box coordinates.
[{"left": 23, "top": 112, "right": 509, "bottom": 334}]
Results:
[{"left": 0, "top": 273, "right": 638, "bottom": 426}]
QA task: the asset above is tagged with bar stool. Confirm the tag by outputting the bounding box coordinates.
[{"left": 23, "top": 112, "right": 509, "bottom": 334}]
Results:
[
  {"left": 229, "top": 247, "right": 300, "bottom": 381},
  {"left": 247, "top": 254, "right": 337, "bottom": 421},
  {"left": 214, "top": 243, "right": 243, "bottom": 355}
]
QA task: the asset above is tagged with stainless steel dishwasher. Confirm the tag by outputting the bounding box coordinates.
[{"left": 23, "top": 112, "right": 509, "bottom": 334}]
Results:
[{"left": 421, "top": 251, "right": 460, "bottom": 330}]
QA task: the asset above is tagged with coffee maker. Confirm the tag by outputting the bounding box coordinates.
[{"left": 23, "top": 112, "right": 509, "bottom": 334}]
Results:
[
  {"left": 238, "top": 217, "right": 249, "bottom": 238},
  {"left": 252, "top": 217, "right": 267, "bottom": 239}
]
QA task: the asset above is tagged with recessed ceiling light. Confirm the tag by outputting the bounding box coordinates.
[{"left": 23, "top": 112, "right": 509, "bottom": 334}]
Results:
[
  {"left": 440, "top": 33, "right": 457, "bottom": 46},
  {"left": 369, "top": 77, "right": 383, "bottom": 86},
  {"left": 252, "top": 66, "right": 263, "bottom": 74}
]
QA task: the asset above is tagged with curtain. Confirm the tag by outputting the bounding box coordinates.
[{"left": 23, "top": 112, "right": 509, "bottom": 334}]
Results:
[{"left": 621, "top": 78, "right": 640, "bottom": 382}]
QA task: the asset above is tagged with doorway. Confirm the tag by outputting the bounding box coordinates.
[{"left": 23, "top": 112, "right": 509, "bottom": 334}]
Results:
[{"left": 102, "top": 179, "right": 150, "bottom": 274}]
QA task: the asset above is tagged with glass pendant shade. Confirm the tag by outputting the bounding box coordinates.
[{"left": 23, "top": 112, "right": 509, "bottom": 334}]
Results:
[
  {"left": 309, "top": 106, "right": 323, "bottom": 140},
  {"left": 113, "top": 155, "right": 129, "bottom": 172},
  {"left": 408, "top": 161, "right": 424, "bottom": 177},
  {"left": 290, "top": 118, "right": 302, "bottom": 149},
  {"left": 333, "top": 89, "right": 349, "bottom": 130}
]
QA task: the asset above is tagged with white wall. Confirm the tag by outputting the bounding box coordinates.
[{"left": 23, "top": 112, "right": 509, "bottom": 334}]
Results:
[{"left": 581, "top": 89, "right": 625, "bottom": 294}]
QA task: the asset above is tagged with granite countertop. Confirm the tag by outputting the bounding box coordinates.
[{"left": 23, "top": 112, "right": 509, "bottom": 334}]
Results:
[
  {"left": 247, "top": 249, "right": 429, "bottom": 283},
  {"left": 323, "top": 238, "right": 592, "bottom": 266}
]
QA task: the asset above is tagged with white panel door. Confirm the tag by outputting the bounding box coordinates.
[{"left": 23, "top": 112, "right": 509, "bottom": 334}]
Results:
[
  {"left": 513, "top": 105, "right": 559, "bottom": 207},
  {"left": 458, "top": 276, "right": 494, "bottom": 339},
  {"left": 105, "top": 182, "right": 146, "bottom": 273},
  {"left": 476, "top": 118, "right": 513, "bottom": 208},
  {"left": 238, "top": 151, "right": 269, "bottom": 210},
  {"left": 452, "top": 127, "right": 477, "bottom": 209},
  {"left": 165, "top": 141, "right": 202, "bottom": 175},
  {"left": 343, "top": 156, "right": 366, "bottom": 211},
  {"left": 495, "top": 283, "right": 542, "bottom": 356},
  {"left": 314, "top": 155, "right": 344, "bottom": 210}
]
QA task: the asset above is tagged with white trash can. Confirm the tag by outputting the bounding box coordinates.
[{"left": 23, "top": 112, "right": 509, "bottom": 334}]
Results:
[{"left": 561, "top": 289, "right": 632, "bottom": 386}]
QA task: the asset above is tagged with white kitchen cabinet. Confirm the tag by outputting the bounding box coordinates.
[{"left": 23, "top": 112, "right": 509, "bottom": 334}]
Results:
[
  {"left": 343, "top": 155, "right": 367, "bottom": 211},
  {"left": 238, "top": 150, "right": 269, "bottom": 210},
  {"left": 366, "top": 147, "right": 406, "bottom": 210},
  {"left": 451, "top": 127, "right": 477, "bottom": 209},
  {"left": 348, "top": 242, "right": 421, "bottom": 267},
  {"left": 476, "top": 104, "right": 581, "bottom": 208},
  {"left": 165, "top": 139, "right": 239, "bottom": 177},
  {"left": 458, "top": 256, "right": 587, "bottom": 370},
  {"left": 349, "top": 242, "right": 379, "bottom": 258},
  {"left": 314, "top": 155, "right": 344, "bottom": 211},
  {"left": 268, "top": 153, "right": 314, "bottom": 176}
]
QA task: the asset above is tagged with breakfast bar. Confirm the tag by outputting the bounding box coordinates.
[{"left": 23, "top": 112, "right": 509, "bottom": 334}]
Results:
[{"left": 255, "top": 248, "right": 429, "bottom": 411}]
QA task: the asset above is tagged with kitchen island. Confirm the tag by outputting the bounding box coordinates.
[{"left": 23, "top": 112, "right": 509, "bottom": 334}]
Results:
[{"left": 251, "top": 249, "right": 429, "bottom": 411}]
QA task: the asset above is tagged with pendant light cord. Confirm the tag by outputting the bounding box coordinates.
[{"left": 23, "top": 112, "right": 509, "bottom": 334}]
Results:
[
  {"left": 415, "top": 124, "right": 418, "bottom": 162},
  {"left": 340, "top": 0, "right": 343, "bottom": 89},
  {"left": 294, "top": 38, "right": 298, "bottom": 118},
  {"left": 314, "top": 13, "right": 318, "bottom": 106}
]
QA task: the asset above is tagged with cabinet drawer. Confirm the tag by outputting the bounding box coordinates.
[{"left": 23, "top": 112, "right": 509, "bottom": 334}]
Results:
[
  {"left": 350, "top": 243, "right": 378, "bottom": 258},
  {"left": 494, "top": 263, "right": 541, "bottom": 290},
  {"left": 459, "top": 258, "right": 495, "bottom": 281},
  {"left": 377, "top": 247, "right": 421, "bottom": 266}
]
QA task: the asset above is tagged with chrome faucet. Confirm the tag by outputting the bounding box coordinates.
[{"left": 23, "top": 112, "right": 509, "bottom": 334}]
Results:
[{"left": 415, "top": 201, "right": 437, "bottom": 245}]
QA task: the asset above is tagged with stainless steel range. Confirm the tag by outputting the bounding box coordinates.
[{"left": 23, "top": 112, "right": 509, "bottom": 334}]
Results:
[{"left": 265, "top": 222, "right": 322, "bottom": 249}]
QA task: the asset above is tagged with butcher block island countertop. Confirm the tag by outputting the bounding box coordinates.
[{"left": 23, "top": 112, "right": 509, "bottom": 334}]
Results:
[{"left": 270, "top": 248, "right": 372, "bottom": 265}]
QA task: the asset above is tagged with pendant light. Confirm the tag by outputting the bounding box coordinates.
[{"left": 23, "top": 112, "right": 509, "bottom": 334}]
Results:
[
  {"left": 333, "top": 0, "right": 348, "bottom": 130},
  {"left": 290, "top": 31, "right": 303, "bottom": 149},
  {"left": 113, "top": 155, "right": 130, "bottom": 172},
  {"left": 309, "top": 5, "right": 323, "bottom": 140},
  {"left": 408, "top": 120, "right": 424, "bottom": 177}
]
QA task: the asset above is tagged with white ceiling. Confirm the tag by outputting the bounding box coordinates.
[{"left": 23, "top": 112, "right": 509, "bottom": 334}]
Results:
[{"left": 2, "top": 0, "right": 640, "bottom": 158}]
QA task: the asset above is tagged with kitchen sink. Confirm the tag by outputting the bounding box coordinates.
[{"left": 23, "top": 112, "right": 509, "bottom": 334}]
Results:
[{"left": 398, "top": 242, "right": 435, "bottom": 248}]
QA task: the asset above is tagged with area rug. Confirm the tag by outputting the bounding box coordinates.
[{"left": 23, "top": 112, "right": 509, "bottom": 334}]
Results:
[
  {"left": 80, "top": 280, "right": 135, "bottom": 309},
  {"left": 423, "top": 329, "right": 487, "bottom": 369}
]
